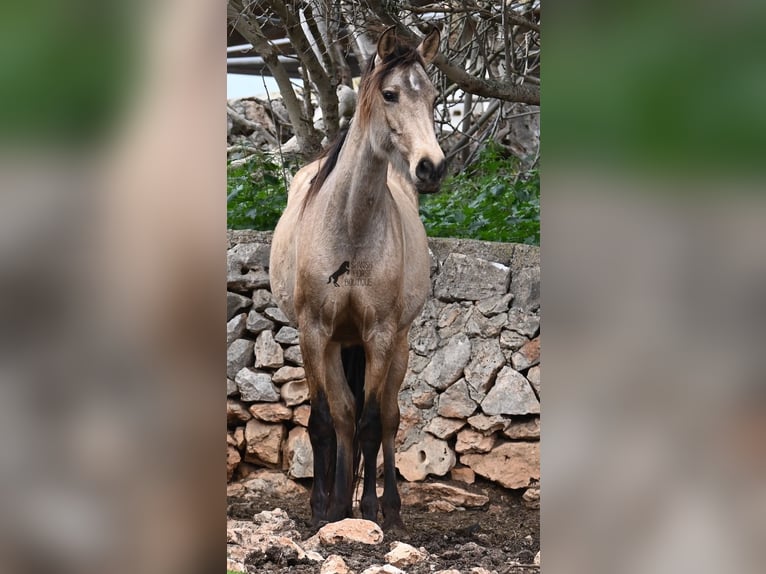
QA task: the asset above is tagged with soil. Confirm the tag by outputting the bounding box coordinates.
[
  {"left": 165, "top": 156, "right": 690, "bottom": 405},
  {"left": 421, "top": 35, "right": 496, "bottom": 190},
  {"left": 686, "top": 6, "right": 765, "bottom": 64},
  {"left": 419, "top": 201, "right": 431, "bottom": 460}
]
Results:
[{"left": 227, "top": 477, "right": 539, "bottom": 573}]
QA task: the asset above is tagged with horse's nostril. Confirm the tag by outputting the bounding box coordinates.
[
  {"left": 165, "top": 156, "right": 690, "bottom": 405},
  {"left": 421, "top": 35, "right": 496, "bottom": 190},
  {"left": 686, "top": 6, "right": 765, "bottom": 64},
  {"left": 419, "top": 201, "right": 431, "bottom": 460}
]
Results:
[
  {"left": 416, "top": 158, "right": 434, "bottom": 182},
  {"left": 434, "top": 159, "right": 447, "bottom": 180}
]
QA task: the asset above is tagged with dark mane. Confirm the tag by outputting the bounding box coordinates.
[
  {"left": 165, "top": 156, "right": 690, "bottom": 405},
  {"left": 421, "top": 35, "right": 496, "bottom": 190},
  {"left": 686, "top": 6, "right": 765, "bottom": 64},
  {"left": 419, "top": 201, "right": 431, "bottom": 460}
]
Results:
[{"left": 300, "top": 40, "right": 425, "bottom": 211}]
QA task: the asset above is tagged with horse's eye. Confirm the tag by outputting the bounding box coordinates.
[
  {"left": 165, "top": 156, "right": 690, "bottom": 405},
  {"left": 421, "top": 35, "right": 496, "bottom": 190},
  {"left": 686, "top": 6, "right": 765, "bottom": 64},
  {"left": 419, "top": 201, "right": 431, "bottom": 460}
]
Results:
[{"left": 382, "top": 91, "right": 398, "bottom": 103}]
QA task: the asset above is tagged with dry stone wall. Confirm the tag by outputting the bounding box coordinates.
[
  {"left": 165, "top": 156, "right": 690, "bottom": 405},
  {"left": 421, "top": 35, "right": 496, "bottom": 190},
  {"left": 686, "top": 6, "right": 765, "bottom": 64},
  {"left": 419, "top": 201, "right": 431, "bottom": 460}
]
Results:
[{"left": 227, "top": 230, "right": 540, "bottom": 491}]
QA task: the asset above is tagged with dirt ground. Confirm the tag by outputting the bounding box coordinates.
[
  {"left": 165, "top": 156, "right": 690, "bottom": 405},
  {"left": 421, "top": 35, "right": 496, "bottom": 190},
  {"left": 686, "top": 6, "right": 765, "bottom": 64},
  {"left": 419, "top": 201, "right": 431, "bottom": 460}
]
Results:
[{"left": 227, "top": 477, "right": 539, "bottom": 573}]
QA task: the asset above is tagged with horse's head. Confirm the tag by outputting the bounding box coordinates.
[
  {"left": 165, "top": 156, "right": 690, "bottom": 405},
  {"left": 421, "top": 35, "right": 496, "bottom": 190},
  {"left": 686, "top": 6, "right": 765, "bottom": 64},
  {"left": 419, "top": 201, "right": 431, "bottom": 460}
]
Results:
[{"left": 358, "top": 27, "right": 446, "bottom": 194}]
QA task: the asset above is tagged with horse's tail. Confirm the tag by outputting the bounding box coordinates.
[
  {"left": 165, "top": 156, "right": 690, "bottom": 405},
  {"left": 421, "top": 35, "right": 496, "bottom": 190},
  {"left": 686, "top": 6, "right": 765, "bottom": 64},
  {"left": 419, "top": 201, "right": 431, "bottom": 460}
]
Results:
[{"left": 341, "top": 345, "right": 366, "bottom": 501}]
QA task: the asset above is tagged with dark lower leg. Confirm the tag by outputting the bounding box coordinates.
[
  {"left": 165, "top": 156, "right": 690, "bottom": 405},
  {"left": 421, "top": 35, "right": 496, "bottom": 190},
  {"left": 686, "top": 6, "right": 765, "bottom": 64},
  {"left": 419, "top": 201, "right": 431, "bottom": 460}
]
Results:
[
  {"left": 380, "top": 433, "right": 403, "bottom": 530},
  {"left": 358, "top": 399, "right": 382, "bottom": 521},
  {"left": 328, "top": 434, "right": 354, "bottom": 521},
  {"left": 308, "top": 390, "right": 335, "bottom": 525}
]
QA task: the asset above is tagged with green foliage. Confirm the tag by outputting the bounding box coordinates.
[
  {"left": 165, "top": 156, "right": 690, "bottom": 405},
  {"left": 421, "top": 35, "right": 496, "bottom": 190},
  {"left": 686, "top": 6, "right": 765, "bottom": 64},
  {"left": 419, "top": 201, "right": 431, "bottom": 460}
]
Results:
[
  {"left": 419, "top": 142, "right": 540, "bottom": 245},
  {"left": 227, "top": 153, "right": 292, "bottom": 230}
]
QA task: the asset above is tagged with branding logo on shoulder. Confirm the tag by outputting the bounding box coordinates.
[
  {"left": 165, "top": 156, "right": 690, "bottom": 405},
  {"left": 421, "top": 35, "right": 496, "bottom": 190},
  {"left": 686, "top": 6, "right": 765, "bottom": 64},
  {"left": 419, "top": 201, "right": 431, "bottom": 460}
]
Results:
[{"left": 327, "top": 260, "right": 373, "bottom": 287}]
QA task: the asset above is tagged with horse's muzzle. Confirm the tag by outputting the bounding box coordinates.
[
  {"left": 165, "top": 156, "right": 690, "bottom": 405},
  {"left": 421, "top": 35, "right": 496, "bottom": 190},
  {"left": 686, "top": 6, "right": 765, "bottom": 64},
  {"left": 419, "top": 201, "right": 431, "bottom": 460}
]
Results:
[{"left": 415, "top": 158, "right": 446, "bottom": 193}]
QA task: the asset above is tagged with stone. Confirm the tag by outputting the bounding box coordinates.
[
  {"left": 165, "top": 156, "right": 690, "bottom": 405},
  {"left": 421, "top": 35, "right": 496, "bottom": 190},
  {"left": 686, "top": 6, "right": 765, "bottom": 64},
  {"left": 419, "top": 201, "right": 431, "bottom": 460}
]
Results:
[
  {"left": 248, "top": 402, "right": 292, "bottom": 422},
  {"left": 255, "top": 330, "right": 283, "bottom": 368},
  {"left": 235, "top": 368, "right": 280, "bottom": 402},
  {"left": 244, "top": 419, "right": 286, "bottom": 465},
  {"left": 245, "top": 310, "right": 274, "bottom": 334},
  {"left": 461, "top": 441, "right": 539, "bottom": 489},
  {"left": 227, "top": 244, "right": 271, "bottom": 290},
  {"left": 317, "top": 519, "right": 384, "bottom": 546},
  {"left": 321, "top": 555, "right": 351, "bottom": 574},
  {"left": 281, "top": 379, "right": 310, "bottom": 406},
  {"left": 502, "top": 417, "right": 540, "bottom": 439},
  {"left": 292, "top": 404, "right": 311, "bottom": 426},
  {"left": 274, "top": 325, "right": 300, "bottom": 345},
  {"left": 408, "top": 351, "right": 431, "bottom": 374},
  {"left": 226, "top": 445, "right": 240, "bottom": 481},
  {"left": 481, "top": 367, "right": 540, "bottom": 415},
  {"left": 467, "top": 413, "right": 510, "bottom": 434},
  {"left": 510, "top": 265, "right": 540, "bottom": 311},
  {"left": 227, "top": 292, "right": 252, "bottom": 320},
  {"left": 227, "top": 378, "right": 238, "bottom": 397},
  {"left": 227, "top": 399, "right": 252, "bottom": 424},
  {"left": 233, "top": 426, "right": 246, "bottom": 450},
  {"left": 436, "top": 302, "right": 470, "bottom": 338},
  {"left": 499, "top": 329, "right": 528, "bottom": 351},
  {"left": 272, "top": 365, "right": 305, "bottom": 384},
  {"left": 434, "top": 571, "right": 461, "bottom": 574},
  {"left": 284, "top": 426, "right": 313, "bottom": 478},
  {"left": 395, "top": 435, "right": 456, "bottom": 481},
  {"left": 464, "top": 308, "right": 507, "bottom": 338},
  {"left": 360, "top": 566, "right": 405, "bottom": 574},
  {"left": 523, "top": 486, "right": 540, "bottom": 509},
  {"left": 506, "top": 308, "right": 540, "bottom": 338},
  {"left": 434, "top": 253, "right": 510, "bottom": 302},
  {"left": 437, "top": 379, "right": 477, "bottom": 419},
  {"left": 227, "top": 313, "right": 247, "bottom": 344},
  {"left": 385, "top": 541, "right": 428, "bottom": 568},
  {"left": 283, "top": 345, "right": 304, "bottom": 366},
  {"left": 421, "top": 333, "right": 472, "bottom": 390},
  {"left": 476, "top": 293, "right": 513, "bottom": 317},
  {"left": 227, "top": 338, "right": 254, "bottom": 379},
  {"left": 409, "top": 322, "right": 439, "bottom": 356},
  {"left": 527, "top": 365, "right": 540, "bottom": 397},
  {"left": 464, "top": 338, "right": 506, "bottom": 396},
  {"left": 241, "top": 469, "right": 307, "bottom": 496},
  {"left": 455, "top": 428, "right": 497, "bottom": 454},
  {"left": 264, "top": 306, "right": 290, "bottom": 325},
  {"left": 406, "top": 376, "right": 437, "bottom": 409},
  {"left": 534, "top": 550, "right": 541, "bottom": 565},
  {"left": 511, "top": 337, "right": 540, "bottom": 371},
  {"left": 425, "top": 416, "right": 465, "bottom": 440},
  {"left": 251, "top": 288, "right": 275, "bottom": 311},
  {"left": 450, "top": 466, "right": 476, "bottom": 484},
  {"left": 427, "top": 500, "right": 456, "bottom": 512},
  {"left": 227, "top": 242, "right": 271, "bottom": 270},
  {"left": 399, "top": 481, "right": 488, "bottom": 508}
]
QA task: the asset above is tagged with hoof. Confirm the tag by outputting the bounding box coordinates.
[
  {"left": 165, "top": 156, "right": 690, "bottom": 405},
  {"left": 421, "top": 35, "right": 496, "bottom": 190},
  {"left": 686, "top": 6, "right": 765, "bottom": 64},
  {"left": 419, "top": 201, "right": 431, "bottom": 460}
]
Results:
[{"left": 381, "top": 516, "right": 406, "bottom": 532}]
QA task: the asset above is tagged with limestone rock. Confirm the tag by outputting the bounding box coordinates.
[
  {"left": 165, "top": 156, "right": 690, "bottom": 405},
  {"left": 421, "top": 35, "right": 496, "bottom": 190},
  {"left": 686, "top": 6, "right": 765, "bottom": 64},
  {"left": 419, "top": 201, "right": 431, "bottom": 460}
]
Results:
[
  {"left": 233, "top": 426, "right": 246, "bottom": 450},
  {"left": 481, "top": 367, "right": 540, "bottom": 415},
  {"left": 467, "top": 413, "right": 510, "bottom": 434},
  {"left": 399, "top": 481, "right": 488, "bottom": 508},
  {"left": 274, "top": 325, "right": 300, "bottom": 345},
  {"left": 255, "top": 330, "right": 283, "bottom": 368},
  {"left": 245, "top": 310, "right": 274, "bottom": 334},
  {"left": 284, "top": 426, "right": 313, "bottom": 478},
  {"left": 476, "top": 293, "right": 513, "bottom": 317},
  {"left": 455, "top": 428, "right": 497, "bottom": 454},
  {"left": 408, "top": 351, "right": 430, "bottom": 374},
  {"left": 406, "top": 375, "right": 437, "bottom": 409},
  {"left": 499, "top": 329, "right": 528, "bottom": 352},
  {"left": 409, "top": 322, "right": 439, "bottom": 356},
  {"left": 427, "top": 500, "right": 456, "bottom": 512},
  {"left": 264, "top": 306, "right": 290, "bottom": 325},
  {"left": 450, "top": 466, "right": 476, "bottom": 484},
  {"left": 461, "top": 441, "right": 539, "bottom": 489},
  {"left": 235, "top": 368, "right": 280, "bottom": 402},
  {"left": 227, "top": 313, "right": 247, "bottom": 344},
  {"left": 437, "top": 379, "right": 477, "bottom": 419},
  {"left": 395, "top": 435, "right": 456, "bottom": 481},
  {"left": 464, "top": 338, "right": 506, "bottom": 396},
  {"left": 227, "top": 378, "right": 238, "bottom": 397},
  {"left": 434, "top": 570, "right": 461, "bottom": 574},
  {"left": 321, "top": 555, "right": 352, "bottom": 574},
  {"left": 464, "top": 308, "right": 507, "bottom": 338},
  {"left": 385, "top": 541, "right": 428, "bottom": 568},
  {"left": 272, "top": 365, "right": 305, "bottom": 384},
  {"left": 317, "top": 519, "right": 384, "bottom": 546},
  {"left": 421, "top": 333, "right": 471, "bottom": 390},
  {"left": 227, "top": 338, "right": 254, "bottom": 379},
  {"left": 241, "top": 469, "right": 307, "bottom": 496},
  {"left": 434, "top": 253, "right": 510, "bottom": 302},
  {"left": 226, "top": 445, "right": 240, "bottom": 481},
  {"left": 251, "top": 288, "right": 275, "bottom": 311},
  {"left": 523, "top": 486, "right": 540, "bottom": 509},
  {"left": 534, "top": 550, "right": 541, "bottom": 566},
  {"left": 424, "top": 416, "right": 465, "bottom": 440},
  {"left": 292, "top": 404, "right": 311, "bottom": 426},
  {"left": 283, "top": 345, "right": 304, "bottom": 366},
  {"left": 227, "top": 292, "right": 252, "bottom": 320},
  {"left": 227, "top": 266, "right": 270, "bottom": 292},
  {"left": 506, "top": 308, "right": 540, "bottom": 338},
  {"left": 360, "top": 566, "right": 405, "bottom": 574},
  {"left": 244, "top": 419, "right": 286, "bottom": 465},
  {"left": 502, "top": 417, "right": 540, "bottom": 439},
  {"left": 227, "top": 399, "right": 252, "bottom": 424},
  {"left": 511, "top": 337, "right": 540, "bottom": 371},
  {"left": 281, "top": 379, "right": 310, "bottom": 406},
  {"left": 510, "top": 265, "right": 540, "bottom": 311},
  {"left": 436, "top": 302, "right": 470, "bottom": 338},
  {"left": 248, "top": 402, "right": 292, "bottom": 422},
  {"left": 527, "top": 365, "right": 540, "bottom": 397},
  {"left": 227, "top": 242, "right": 271, "bottom": 270}
]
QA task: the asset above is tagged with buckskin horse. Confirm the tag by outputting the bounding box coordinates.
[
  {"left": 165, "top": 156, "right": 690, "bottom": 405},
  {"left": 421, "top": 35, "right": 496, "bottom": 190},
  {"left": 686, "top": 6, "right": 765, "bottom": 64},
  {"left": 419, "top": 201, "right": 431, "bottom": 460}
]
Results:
[{"left": 269, "top": 26, "right": 446, "bottom": 530}]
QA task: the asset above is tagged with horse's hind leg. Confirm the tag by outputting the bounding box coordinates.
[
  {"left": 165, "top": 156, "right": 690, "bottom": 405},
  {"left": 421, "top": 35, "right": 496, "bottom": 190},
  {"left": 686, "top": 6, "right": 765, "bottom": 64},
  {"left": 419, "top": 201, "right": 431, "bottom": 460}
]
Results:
[
  {"left": 379, "top": 330, "right": 409, "bottom": 530},
  {"left": 358, "top": 392, "right": 382, "bottom": 522},
  {"left": 307, "top": 388, "right": 336, "bottom": 526}
]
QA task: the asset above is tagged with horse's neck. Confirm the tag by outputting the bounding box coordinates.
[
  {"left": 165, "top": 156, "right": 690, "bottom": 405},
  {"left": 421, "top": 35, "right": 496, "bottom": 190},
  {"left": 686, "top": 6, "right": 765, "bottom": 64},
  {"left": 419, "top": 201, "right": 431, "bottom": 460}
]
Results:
[{"left": 331, "top": 126, "right": 391, "bottom": 240}]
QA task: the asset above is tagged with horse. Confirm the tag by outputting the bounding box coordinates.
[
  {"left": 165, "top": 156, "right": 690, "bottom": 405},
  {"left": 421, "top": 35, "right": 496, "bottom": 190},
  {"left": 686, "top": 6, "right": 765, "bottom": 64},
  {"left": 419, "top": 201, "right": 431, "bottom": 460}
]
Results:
[{"left": 269, "top": 26, "right": 446, "bottom": 530}]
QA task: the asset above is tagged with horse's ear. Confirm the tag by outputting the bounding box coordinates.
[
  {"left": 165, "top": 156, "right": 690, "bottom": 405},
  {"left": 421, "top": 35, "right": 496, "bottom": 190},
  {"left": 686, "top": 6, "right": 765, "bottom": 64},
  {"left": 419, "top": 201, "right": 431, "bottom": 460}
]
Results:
[
  {"left": 417, "top": 27, "right": 440, "bottom": 65},
  {"left": 375, "top": 26, "right": 398, "bottom": 66}
]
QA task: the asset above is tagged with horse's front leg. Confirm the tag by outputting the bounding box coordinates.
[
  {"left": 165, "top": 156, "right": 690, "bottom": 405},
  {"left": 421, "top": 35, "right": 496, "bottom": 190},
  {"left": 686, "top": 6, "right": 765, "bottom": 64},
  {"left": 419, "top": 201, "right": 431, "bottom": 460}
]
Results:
[
  {"left": 379, "top": 329, "right": 409, "bottom": 530},
  {"left": 307, "top": 387, "right": 336, "bottom": 526}
]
